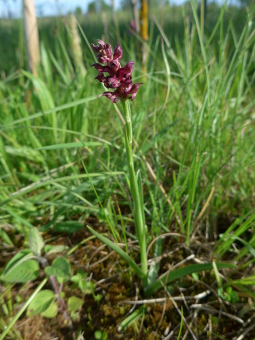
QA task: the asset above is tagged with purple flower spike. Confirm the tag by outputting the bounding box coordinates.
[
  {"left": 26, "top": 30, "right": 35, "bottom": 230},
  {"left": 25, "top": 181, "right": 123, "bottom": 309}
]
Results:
[{"left": 91, "top": 40, "right": 142, "bottom": 103}]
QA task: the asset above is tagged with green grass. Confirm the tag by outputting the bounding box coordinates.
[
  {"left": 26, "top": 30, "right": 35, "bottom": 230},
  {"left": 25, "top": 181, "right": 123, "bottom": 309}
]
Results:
[{"left": 0, "top": 1, "right": 255, "bottom": 337}]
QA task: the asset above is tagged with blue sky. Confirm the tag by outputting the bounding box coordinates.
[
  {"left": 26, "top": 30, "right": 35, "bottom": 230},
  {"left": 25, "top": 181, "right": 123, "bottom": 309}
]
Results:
[
  {"left": 0, "top": 0, "right": 120, "bottom": 17},
  {"left": 1, "top": 0, "right": 180, "bottom": 18}
]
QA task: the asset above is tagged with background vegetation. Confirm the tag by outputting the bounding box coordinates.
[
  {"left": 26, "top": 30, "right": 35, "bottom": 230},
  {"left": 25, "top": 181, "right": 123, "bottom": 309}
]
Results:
[{"left": 0, "top": 0, "right": 255, "bottom": 338}]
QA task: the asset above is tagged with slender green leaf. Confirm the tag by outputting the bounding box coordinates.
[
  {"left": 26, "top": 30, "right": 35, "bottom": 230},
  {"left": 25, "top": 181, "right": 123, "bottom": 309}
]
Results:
[
  {"left": 87, "top": 225, "right": 145, "bottom": 280},
  {"left": 117, "top": 306, "right": 145, "bottom": 332},
  {"left": 144, "top": 263, "right": 235, "bottom": 297},
  {"left": 37, "top": 141, "right": 103, "bottom": 151},
  {"left": 52, "top": 221, "right": 84, "bottom": 233},
  {"left": 2, "top": 96, "right": 98, "bottom": 127}
]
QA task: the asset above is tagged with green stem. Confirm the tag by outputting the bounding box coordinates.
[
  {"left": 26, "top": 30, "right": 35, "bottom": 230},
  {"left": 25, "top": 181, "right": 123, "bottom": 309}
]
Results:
[{"left": 121, "top": 99, "right": 147, "bottom": 286}]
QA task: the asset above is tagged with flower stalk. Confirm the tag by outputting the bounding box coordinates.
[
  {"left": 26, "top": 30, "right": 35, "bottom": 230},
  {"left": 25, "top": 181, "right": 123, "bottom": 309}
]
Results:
[{"left": 121, "top": 99, "right": 147, "bottom": 285}]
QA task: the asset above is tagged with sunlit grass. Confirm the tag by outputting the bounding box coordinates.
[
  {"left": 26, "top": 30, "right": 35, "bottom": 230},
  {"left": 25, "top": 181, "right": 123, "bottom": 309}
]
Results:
[{"left": 0, "top": 1, "right": 255, "bottom": 337}]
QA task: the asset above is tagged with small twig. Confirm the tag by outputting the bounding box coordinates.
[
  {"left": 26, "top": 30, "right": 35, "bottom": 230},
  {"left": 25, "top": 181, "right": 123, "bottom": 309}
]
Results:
[
  {"left": 118, "top": 290, "right": 211, "bottom": 305},
  {"left": 129, "top": 282, "right": 139, "bottom": 315},
  {"left": 190, "top": 304, "right": 244, "bottom": 324},
  {"left": 86, "top": 243, "right": 108, "bottom": 267},
  {"left": 89, "top": 251, "right": 115, "bottom": 268},
  {"left": 157, "top": 269, "right": 197, "bottom": 340},
  {"left": 236, "top": 322, "right": 255, "bottom": 340},
  {"left": 146, "top": 232, "right": 185, "bottom": 257}
]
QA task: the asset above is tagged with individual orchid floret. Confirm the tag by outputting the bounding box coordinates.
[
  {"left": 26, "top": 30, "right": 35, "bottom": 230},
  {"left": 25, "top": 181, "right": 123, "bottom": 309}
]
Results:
[
  {"left": 91, "top": 39, "right": 142, "bottom": 103},
  {"left": 91, "top": 39, "right": 113, "bottom": 64},
  {"left": 113, "top": 44, "right": 123, "bottom": 61},
  {"left": 117, "top": 61, "right": 134, "bottom": 79}
]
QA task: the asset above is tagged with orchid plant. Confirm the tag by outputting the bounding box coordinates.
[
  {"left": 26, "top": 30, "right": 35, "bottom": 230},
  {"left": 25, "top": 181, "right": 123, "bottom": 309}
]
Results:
[
  {"left": 88, "top": 40, "right": 148, "bottom": 287},
  {"left": 87, "top": 40, "right": 233, "bottom": 304}
]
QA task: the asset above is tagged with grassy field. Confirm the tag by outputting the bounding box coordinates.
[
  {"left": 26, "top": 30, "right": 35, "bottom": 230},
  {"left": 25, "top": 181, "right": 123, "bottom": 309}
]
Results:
[{"left": 0, "top": 2, "right": 255, "bottom": 339}]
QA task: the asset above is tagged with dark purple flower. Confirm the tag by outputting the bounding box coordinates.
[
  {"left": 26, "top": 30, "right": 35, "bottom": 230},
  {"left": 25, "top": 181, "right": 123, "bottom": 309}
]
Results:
[
  {"left": 126, "top": 83, "right": 143, "bottom": 100},
  {"left": 92, "top": 40, "right": 112, "bottom": 63},
  {"left": 118, "top": 61, "right": 134, "bottom": 79},
  {"left": 102, "top": 90, "right": 121, "bottom": 103},
  {"left": 128, "top": 20, "right": 136, "bottom": 35},
  {"left": 113, "top": 44, "right": 122, "bottom": 61},
  {"left": 104, "top": 75, "right": 120, "bottom": 88},
  {"left": 91, "top": 40, "right": 142, "bottom": 103},
  {"left": 91, "top": 63, "right": 113, "bottom": 75},
  {"left": 109, "top": 60, "right": 120, "bottom": 73},
  {"left": 95, "top": 72, "right": 105, "bottom": 82},
  {"left": 130, "top": 20, "right": 136, "bottom": 31}
]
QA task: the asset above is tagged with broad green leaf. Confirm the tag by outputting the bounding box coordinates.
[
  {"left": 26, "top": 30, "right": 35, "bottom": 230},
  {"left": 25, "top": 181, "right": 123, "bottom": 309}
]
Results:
[
  {"left": 71, "top": 270, "right": 92, "bottom": 293},
  {"left": 53, "top": 221, "right": 84, "bottom": 233},
  {"left": 1, "top": 249, "right": 39, "bottom": 283},
  {"left": 1, "top": 260, "right": 39, "bottom": 283},
  {"left": 44, "top": 257, "right": 72, "bottom": 282},
  {"left": 29, "top": 227, "right": 44, "bottom": 256},
  {"left": 41, "top": 302, "right": 58, "bottom": 318},
  {"left": 3, "top": 249, "right": 33, "bottom": 274},
  {"left": 68, "top": 296, "right": 84, "bottom": 313},
  {"left": 87, "top": 226, "right": 144, "bottom": 280},
  {"left": 27, "top": 290, "right": 55, "bottom": 316},
  {"left": 94, "top": 331, "right": 102, "bottom": 340},
  {"left": 144, "top": 262, "right": 235, "bottom": 297},
  {"left": 45, "top": 245, "right": 69, "bottom": 255},
  {"left": 95, "top": 331, "right": 108, "bottom": 340}
]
